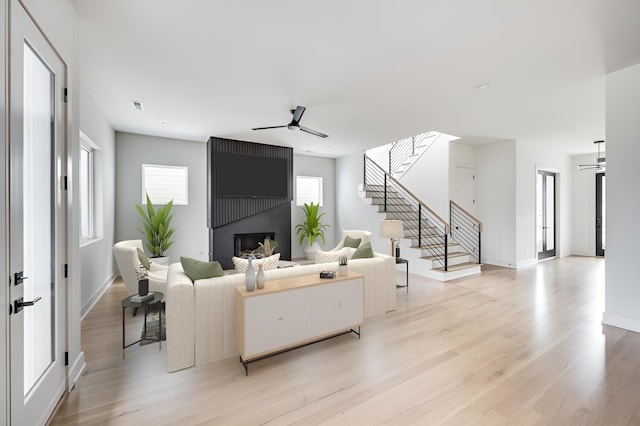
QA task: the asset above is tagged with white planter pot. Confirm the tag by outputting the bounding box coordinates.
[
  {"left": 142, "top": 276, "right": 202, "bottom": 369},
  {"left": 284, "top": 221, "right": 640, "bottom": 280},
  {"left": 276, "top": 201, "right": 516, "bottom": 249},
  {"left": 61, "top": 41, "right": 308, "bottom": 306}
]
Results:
[
  {"left": 151, "top": 256, "right": 169, "bottom": 266},
  {"left": 304, "top": 242, "right": 321, "bottom": 260}
]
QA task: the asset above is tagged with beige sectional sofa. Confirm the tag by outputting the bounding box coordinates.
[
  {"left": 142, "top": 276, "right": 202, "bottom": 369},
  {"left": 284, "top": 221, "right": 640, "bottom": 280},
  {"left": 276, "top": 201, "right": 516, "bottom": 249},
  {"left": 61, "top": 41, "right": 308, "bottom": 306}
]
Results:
[{"left": 165, "top": 253, "right": 396, "bottom": 372}]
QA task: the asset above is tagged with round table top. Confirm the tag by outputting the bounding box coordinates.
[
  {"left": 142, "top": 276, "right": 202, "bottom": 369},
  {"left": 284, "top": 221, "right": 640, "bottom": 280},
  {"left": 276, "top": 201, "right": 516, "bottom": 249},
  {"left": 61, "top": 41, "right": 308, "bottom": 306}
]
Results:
[{"left": 121, "top": 292, "right": 163, "bottom": 308}]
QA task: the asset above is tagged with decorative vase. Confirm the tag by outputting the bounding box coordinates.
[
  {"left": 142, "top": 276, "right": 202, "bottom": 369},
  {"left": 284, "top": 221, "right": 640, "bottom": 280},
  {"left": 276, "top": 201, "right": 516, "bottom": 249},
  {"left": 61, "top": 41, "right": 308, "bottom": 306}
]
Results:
[
  {"left": 151, "top": 255, "right": 169, "bottom": 266},
  {"left": 338, "top": 264, "right": 348, "bottom": 277},
  {"left": 256, "top": 264, "right": 266, "bottom": 289},
  {"left": 245, "top": 257, "right": 256, "bottom": 292},
  {"left": 138, "top": 279, "right": 149, "bottom": 296}
]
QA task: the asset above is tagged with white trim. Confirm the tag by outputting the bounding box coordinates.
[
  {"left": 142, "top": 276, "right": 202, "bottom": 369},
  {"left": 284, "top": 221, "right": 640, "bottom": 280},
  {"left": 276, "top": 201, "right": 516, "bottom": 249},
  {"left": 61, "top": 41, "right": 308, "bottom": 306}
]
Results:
[
  {"left": 81, "top": 271, "right": 117, "bottom": 320},
  {"left": 603, "top": 312, "right": 640, "bottom": 334},
  {"left": 67, "top": 352, "right": 86, "bottom": 391}
]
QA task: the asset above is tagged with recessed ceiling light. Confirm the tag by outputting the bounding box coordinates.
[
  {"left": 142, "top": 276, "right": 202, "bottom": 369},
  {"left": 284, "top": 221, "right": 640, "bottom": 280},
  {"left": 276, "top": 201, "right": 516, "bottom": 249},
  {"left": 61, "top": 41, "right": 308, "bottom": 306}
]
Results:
[
  {"left": 132, "top": 100, "right": 144, "bottom": 110},
  {"left": 475, "top": 83, "right": 490, "bottom": 90},
  {"left": 160, "top": 120, "right": 170, "bottom": 125}
]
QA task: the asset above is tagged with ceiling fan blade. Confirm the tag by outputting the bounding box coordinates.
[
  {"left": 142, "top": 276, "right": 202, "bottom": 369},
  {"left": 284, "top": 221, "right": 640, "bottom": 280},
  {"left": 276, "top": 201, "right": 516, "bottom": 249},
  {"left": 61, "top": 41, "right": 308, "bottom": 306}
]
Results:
[
  {"left": 291, "top": 105, "right": 306, "bottom": 125},
  {"left": 300, "top": 126, "right": 328, "bottom": 138},
  {"left": 252, "top": 125, "right": 287, "bottom": 130}
]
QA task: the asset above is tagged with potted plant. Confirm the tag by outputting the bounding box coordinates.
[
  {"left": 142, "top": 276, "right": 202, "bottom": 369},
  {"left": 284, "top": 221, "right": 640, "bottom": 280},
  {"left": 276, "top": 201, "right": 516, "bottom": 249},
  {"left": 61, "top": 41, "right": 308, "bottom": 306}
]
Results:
[
  {"left": 135, "top": 193, "right": 176, "bottom": 264},
  {"left": 338, "top": 254, "right": 348, "bottom": 276},
  {"left": 295, "top": 202, "right": 329, "bottom": 260}
]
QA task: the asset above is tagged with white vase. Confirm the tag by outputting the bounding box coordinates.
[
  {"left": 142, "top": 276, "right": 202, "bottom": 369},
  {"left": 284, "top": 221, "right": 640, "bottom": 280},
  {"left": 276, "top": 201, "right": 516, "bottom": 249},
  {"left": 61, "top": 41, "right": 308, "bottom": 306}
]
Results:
[
  {"left": 151, "top": 255, "right": 169, "bottom": 266},
  {"left": 245, "top": 257, "right": 256, "bottom": 292},
  {"left": 304, "top": 242, "right": 321, "bottom": 260},
  {"left": 338, "top": 264, "right": 348, "bottom": 277}
]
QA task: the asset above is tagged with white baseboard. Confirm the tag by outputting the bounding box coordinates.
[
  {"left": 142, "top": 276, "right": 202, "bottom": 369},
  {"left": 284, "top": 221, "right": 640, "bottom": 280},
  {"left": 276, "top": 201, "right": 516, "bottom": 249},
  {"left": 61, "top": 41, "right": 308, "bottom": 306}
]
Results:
[
  {"left": 68, "top": 351, "right": 86, "bottom": 390},
  {"left": 516, "top": 258, "right": 538, "bottom": 269},
  {"left": 482, "top": 258, "right": 517, "bottom": 269},
  {"left": 81, "top": 271, "right": 117, "bottom": 320},
  {"left": 602, "top": 312, "right": 640, "bottom": 333}
]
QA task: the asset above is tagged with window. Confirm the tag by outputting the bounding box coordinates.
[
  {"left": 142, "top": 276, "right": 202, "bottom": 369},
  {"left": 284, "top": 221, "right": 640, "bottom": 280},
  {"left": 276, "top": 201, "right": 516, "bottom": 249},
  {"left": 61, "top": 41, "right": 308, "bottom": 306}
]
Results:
[
  {"left": 142, "top": 164, "right": 188, "bottom": 205},
  {"left": 296, "top": 176, "right": 323, "bottom": 206},
  {"left": 79, "top": 133, "right": 95, "bottom": 241}
]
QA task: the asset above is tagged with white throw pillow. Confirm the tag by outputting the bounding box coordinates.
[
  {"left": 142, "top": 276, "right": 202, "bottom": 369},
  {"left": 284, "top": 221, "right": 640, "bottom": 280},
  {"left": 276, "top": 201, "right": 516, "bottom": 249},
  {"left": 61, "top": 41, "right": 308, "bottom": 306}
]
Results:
[
  {"left": 315, "top": 248, "right": 348, "bottom": 264},
  {"left": 232, "top": 253, "right": 281, "bottom": 273}
]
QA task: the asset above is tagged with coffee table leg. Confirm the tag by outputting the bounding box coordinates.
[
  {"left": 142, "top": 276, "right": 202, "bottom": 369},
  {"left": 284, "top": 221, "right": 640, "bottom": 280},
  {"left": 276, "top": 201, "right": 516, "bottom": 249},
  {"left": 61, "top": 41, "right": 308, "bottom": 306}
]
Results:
[{"left": 158, "top": 303, "right": 162, "bottom": 351}]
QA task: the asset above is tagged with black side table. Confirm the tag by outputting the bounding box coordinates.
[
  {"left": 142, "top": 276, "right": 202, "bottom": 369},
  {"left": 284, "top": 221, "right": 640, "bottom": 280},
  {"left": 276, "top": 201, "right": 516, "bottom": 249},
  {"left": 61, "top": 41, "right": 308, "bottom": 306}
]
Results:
[
  {"left": 395, "top": 258, "right": 409, "bottom": 293},
  {"left": 121, "top": 292, "right": 164, "bottom": 359}
]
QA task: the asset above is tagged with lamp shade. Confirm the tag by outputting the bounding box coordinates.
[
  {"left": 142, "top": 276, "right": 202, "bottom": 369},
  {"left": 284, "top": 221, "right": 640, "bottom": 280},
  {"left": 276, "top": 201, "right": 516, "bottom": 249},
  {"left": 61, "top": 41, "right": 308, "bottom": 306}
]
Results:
[{"left": 380, "top": 219, "right": 404, "bottom": 239}]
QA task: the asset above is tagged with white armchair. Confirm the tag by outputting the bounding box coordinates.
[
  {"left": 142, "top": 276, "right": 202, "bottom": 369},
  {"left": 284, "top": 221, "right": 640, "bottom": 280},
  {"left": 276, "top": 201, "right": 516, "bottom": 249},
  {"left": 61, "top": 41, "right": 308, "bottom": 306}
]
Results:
[
  {"left": 331, "top": 230, "right": 372, "bottom": 251},
  {"left": 113, "top": 239, "right": 168, "bottom": 298}
]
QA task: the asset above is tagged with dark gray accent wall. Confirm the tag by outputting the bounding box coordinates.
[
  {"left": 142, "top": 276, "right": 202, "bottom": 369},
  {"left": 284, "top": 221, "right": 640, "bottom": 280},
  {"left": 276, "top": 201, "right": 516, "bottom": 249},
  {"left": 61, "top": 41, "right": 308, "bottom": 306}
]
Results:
[{"left": 207, "top": 137, "right": 293, "bottom": 267}]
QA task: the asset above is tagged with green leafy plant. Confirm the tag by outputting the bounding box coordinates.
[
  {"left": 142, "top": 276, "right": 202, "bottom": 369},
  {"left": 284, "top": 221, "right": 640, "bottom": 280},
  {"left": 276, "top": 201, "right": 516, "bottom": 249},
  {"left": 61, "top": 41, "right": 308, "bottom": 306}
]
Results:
[
  {"left": 135, "top": 193, "right": 176, "bottom": 257},
  {"left": 295, "top": 202, "right": 329, "bottom": 246}
]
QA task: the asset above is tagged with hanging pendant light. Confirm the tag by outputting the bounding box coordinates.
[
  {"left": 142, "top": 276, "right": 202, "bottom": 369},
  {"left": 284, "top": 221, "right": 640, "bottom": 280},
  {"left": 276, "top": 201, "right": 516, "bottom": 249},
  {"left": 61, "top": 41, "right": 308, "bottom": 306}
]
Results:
[{"left": 578, "top": 140, "right": 605, "bottom": 171}]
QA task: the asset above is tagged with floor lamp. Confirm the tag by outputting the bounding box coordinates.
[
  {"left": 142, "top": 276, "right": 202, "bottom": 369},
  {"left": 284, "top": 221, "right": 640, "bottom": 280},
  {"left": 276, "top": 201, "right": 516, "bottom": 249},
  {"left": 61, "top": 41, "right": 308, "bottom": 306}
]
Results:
[{"left": 380, "top": 219, "right": 404, "bottom": 258}]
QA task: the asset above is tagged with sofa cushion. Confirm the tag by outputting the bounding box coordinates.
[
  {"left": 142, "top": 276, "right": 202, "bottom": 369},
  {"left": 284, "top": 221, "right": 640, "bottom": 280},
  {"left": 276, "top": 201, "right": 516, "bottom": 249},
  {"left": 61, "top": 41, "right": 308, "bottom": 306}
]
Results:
[
  {"left": 232, "top": 253, "right": 280, "bottom": 273},
  {"left": 351, "top": 241, "right": 374, "bottom": 259},
  {"left": 137, "top": 248, "right": 151, "bottom": 270},
  {"left": 180, "top": 257, "right": 224, "bottom": 281},
  {"left": 343, "top": 235, "right": 362, "bottom": 248},
  {"left": 316, "top": 248, "right": 349, "bottom": 263}
]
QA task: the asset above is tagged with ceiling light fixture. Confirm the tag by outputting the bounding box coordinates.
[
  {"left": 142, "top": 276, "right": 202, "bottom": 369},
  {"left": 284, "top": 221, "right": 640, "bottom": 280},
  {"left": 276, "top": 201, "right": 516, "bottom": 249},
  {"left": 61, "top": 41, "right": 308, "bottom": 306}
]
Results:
[
  {"left": 160, "top": 120, "right": 170, "bottom": 125},
  {"left": 132, "top": 100, "right": 144, "bottom": 111},
  {"left": 578, "top": 140, "right": 605, "bottom": 171},
  {"left": 475, "top": 83, "right": 490, "bottom": 90}
]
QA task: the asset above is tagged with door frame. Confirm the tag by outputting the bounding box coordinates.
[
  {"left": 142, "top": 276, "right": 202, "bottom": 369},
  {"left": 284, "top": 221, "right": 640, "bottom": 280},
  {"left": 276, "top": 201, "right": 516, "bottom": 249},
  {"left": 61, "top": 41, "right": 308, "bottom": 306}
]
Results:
[{"left": 2, "top": 0, "right": 9, "bottom": 423}]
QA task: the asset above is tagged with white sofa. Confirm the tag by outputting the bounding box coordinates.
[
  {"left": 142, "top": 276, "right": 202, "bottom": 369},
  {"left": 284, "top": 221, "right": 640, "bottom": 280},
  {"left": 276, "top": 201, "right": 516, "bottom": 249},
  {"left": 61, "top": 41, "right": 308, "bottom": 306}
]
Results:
[
  {"left": 113, "top": 239, "right": 168, "bottom": 297},
  {"left": 166, "top": 253, "right": 396, "bottom": 372}
]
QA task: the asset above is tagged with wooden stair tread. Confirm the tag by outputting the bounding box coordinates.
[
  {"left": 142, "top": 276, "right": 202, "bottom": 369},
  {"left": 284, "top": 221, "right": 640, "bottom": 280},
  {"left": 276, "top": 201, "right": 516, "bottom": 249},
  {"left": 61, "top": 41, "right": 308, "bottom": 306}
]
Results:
[
  {"left": 431, "top": 262, "right": 482, "bottom": 272},
  {"left": 420, "top": 252, "right": 469, "bottom": 261}
]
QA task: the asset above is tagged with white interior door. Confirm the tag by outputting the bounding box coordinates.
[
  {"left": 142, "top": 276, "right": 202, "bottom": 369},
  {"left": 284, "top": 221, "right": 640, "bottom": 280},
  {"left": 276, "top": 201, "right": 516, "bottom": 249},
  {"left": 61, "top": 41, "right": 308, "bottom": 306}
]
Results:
[
  {"left": 453, "top": 164, "right": 477, "bottom": 215},
  {"left": 9, "top": 1, "right": 67, "bottom": 424}
]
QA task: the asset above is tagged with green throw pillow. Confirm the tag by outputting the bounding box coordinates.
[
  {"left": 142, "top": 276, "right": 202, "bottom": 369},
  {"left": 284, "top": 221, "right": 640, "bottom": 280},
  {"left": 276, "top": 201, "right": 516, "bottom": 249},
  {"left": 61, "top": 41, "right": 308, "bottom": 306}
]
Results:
[
  {"left": 343, "top": 235, "right": 362, "bottom": 249},
  {"left": 137, "top": 248, "right": 151, "bottom": 270},
  {"left": 180, "top": 256, "right": 224, "bottom": 282},
  {"left": 351, "top": 241, "right": 374, "bottom": 259}
]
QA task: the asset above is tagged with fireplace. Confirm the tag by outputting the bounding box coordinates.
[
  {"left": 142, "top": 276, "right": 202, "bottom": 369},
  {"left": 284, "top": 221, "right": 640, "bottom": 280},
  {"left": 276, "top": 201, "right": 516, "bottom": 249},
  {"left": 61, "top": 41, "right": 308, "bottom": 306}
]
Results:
[{"left": 234, "top": 232, "right": 276, "bottom": 258}]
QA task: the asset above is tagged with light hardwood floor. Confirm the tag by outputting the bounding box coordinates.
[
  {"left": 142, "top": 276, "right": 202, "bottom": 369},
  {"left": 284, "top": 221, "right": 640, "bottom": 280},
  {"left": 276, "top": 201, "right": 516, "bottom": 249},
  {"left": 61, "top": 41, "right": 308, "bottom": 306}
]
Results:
[{"left": 50, "top": 256, "right": 640, "bottom": 425}]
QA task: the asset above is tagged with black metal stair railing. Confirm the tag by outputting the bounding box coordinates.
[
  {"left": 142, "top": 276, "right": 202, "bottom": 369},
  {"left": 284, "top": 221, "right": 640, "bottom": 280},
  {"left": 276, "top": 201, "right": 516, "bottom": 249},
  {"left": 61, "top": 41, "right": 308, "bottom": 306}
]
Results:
[
  {"left": 450, "top": 201, "right": 482, "bottom": 264},
  {"left": 388, "top": 131, "right": 438, "bottom": 178},
  {"left": 364, "top": 154, "right": 450, "bottom": 270}
]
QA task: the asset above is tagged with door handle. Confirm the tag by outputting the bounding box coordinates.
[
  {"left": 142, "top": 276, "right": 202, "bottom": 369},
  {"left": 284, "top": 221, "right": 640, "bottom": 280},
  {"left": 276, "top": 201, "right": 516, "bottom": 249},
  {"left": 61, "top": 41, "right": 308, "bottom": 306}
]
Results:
[{"left": 13, "top": 296, "right": 42, "bottom": 314}]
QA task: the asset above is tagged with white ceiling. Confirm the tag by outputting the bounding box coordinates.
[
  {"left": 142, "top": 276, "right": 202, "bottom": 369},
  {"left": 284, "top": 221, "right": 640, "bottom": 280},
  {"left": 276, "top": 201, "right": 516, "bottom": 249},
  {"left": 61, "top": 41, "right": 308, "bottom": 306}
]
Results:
[{"left": 71, "top": 0, "right": 640, "bottom": 158}]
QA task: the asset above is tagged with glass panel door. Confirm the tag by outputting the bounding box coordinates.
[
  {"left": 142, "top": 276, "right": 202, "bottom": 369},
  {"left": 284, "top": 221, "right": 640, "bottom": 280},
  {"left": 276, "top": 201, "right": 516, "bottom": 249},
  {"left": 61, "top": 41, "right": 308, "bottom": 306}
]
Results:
[
  {"left": 9, "top": 0, "right": 67, "bottom": 423},
  {"left": 596, "top": 172, "right": 606, "bottom": 256},
  {"left": 537, "top": 170, "right": 556, "bottom": 260}
]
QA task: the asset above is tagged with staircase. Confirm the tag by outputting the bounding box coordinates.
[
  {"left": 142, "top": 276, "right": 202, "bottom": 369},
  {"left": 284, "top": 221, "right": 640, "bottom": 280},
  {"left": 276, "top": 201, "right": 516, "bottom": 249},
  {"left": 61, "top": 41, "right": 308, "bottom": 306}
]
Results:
[
  {"left": 364, "top": 154, "right": 482, "bottom": 281},
  {"left": 389, "top": 131, "right": 440, "bottom": 180}
]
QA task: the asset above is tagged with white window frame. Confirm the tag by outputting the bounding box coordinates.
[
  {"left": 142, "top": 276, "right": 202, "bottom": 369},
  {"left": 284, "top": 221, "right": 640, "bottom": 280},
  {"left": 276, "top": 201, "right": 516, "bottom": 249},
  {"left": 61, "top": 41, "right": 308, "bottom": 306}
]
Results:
[
  {"left": 142, "top": 163, "right": 189, "bottom": 205},
  {"left": 296, "top": 175, "right": 323, "bottom": 206},
  {"left": 79, "top": 131, "right": 99, "bottom": 245}
]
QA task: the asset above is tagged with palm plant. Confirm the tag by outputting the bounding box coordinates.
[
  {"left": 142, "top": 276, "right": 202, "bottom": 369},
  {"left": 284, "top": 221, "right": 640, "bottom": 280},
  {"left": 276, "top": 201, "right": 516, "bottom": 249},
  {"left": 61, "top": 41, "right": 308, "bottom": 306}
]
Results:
[
  {"left": 135, "top": 193, "right": 176, "bottom": 257},
  {"left": 295, "top": 202, "right": 329, "bottom": 246}
]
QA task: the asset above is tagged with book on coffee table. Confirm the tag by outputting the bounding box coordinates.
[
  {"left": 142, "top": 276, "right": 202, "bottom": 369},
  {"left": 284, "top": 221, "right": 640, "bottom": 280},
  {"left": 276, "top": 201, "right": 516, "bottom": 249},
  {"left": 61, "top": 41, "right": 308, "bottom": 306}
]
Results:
[{"left": 131, "top": 293, "right": 154, "bottom": 303}]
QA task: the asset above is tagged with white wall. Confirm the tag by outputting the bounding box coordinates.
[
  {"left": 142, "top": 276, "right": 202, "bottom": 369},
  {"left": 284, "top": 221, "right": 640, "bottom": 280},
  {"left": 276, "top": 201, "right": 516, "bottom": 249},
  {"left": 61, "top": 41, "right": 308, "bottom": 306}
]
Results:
[
  {"left": 476, "top": 141, "right": 517, "bottom": 267},
  {"left": 514, "top": 137, "right": 574, "bottom": 266},
  {"left": 21, "top": 0, "right": 84, "bottom": 391},
  {"left": 401, "top": 136, "right": 450, "bottom": 220},
  {"left": 291, "top": 155, "right": 336, "bottom": 258},
  {"left": 603, "top": 62, "right": 640, "bottom": 333},
  {"left": 571, "top": 153, "right": 599, "bottom": 256},
  {"left": 335, "top": 152, "right": 389, "bottom": 255},
  {"left": 115, "top": 132, "right": 208, "bottom": 263},
  {"left": 79, "top": 86, "right": 116, "bottom": 317}
]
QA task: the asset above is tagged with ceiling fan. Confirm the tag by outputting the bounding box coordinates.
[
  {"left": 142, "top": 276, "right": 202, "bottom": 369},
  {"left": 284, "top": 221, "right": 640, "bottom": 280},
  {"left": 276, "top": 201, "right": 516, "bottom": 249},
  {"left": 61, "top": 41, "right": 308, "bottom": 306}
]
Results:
[
  {"left": 578, "top": 140, "right": 606, "bottom": 171},
  {"left": 252, "top": 105, "right": 328, "bottom": 138}
]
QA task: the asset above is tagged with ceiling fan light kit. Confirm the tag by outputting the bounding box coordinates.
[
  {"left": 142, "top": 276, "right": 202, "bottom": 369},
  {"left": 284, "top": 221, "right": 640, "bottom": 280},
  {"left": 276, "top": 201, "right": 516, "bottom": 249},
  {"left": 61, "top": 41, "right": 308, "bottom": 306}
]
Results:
[{"left": 253, "top": 105, "right": 329, "bottom": 138}]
